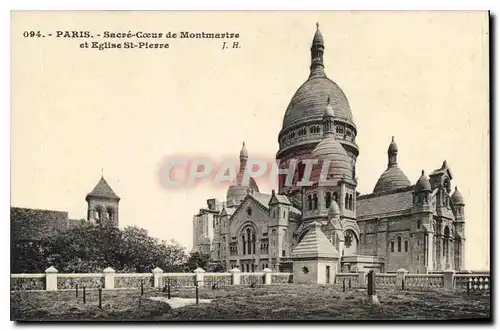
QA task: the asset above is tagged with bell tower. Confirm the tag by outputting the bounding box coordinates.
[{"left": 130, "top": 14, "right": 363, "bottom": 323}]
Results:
[{"left": 86, "top": 174, "right": 120, "bottom": 226}]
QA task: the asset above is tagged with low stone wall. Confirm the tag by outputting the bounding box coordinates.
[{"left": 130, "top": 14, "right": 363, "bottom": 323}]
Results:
[
  {"left": 57, "top": 273, "right": 104, "bottom": 290},
  {"left": 11, "top": 274, "right": 45, "bottom": 291},
  {"left": 10, "top": 267, "right": 489, "bottom": 292},
  {"left": 10, "top": 267, "right": 294, "bottom": 291}
]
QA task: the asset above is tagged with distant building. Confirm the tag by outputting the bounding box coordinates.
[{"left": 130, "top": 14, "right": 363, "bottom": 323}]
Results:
[
  {"left": 191, "top": 25, "right": 466, "bottom": 274},
  {"left": 11, "top": 175, "right": 121, "bottom": 245}
]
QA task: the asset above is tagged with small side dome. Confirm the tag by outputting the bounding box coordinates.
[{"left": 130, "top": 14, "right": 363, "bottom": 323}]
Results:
[
  {"left": 373, "top": 167, "right": 411, "bottom": 193},
  {"left": 451, "top": 186, "right": 465, "bottom": 205},
  {"left": 373, "top": 136, "right": 410, "bottom": 193},
  {"left": 415, "top": 170, "right": 432, "bottom": 192},
  {"left": 328, "top": 200, "right": 340, "bottom": 217},
  {"left": 310, "top": 137, "right": 352, "bottom": 181}
]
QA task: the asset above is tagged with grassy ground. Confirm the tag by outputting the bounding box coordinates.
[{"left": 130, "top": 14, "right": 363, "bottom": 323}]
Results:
[{"left": 11, "top": 285, "right": 491, "bottom": 321}]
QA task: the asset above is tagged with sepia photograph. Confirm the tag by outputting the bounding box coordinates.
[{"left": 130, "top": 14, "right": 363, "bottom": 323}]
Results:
[{"left": 9, "top": 10, "right": 490, "bottom": 321}]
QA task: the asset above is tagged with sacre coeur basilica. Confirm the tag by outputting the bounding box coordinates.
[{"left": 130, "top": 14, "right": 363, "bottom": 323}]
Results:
[{"left": 191, "top": 25, "right": 466, "bottom": 277}]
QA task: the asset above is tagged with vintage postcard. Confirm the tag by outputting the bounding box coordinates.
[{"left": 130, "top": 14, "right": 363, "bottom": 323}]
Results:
[{"left": 10, "top": 11, "right": 490, "bottom": 321}]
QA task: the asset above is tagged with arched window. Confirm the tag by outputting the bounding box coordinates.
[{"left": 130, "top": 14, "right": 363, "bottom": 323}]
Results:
[
  {"left": 349, "top": 194, "right": 353, "bottom": 211},
  {"left": 107, "top": 207, "right": 114, "bottom": 221},
  {"left": 242, "top": 235, "right": 246, "bottom": 255},
  {"left": 404, "top": 240, "right": 409, "bottom": 252},
  {"left": 390, "top": 241, "right": 395, "bottom": 252},
  {"left": 345, "top": 194, "right": 349, "bottom": 210},
  {"left": 95, "top": 206, "right": 103, "bottom": 221},
  {"left": 417, "top": 220, "right": 421, "bottom": 229},
  {"left": 397, "top": 236, "right": 402, "bottom": 252},
  {"left": 325, "top": 192, "right": 332, "bottom": 208},
  {"left": 246, "top": 228, "right": 251, "bottom": 254},
  {"left": 307, "top": 195, "right": 312, "bottom": 210},
  {"left": 252, "top": 233, "right": 256, "bottom": 255},
  {"left": 313, "top": 194, "right": 318, "bottom": 209}
]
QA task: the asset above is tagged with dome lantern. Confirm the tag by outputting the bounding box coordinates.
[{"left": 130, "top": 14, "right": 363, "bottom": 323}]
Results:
[{"left": 310, "top": 22, "right": 325, "bottom": 78}]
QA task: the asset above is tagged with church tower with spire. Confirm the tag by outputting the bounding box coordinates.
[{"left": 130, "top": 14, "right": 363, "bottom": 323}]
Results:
[{"left": 85, "top": 174, "right": 120, "bottom": 226}]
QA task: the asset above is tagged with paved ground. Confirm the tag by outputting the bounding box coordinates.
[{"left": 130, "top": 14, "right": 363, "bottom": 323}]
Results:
[{"left": 147, "top": 296, "right": 212, "bottom": 309}]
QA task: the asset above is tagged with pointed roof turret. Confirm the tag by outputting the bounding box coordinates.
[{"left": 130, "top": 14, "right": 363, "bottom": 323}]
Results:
[
  {"left": 86, "top": 176, "right": 120, "bottom": 201},
  {"left": 451, "top": 186, "right": 465, "bottom": 205},
  {"left": 415, "top": 170, "right": 432, "bottom": 192},
  {"left": 291, "top": 221, "right": 340, "bottom": 258}
]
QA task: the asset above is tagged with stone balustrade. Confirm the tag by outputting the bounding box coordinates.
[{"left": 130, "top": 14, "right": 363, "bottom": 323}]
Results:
[
  {"left": 10, "top": 266, "right": 294, "bottom": 291},
  {"left": 10, "top": 267, "right": 489, "bottom": 292}
]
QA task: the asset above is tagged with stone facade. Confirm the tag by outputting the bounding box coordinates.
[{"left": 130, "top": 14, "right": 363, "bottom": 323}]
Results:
[{"left": 191, "top": 25, "right": 466, "bottom": 274}]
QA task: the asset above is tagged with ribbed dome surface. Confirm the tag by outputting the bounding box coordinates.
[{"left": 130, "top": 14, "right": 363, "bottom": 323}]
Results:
[
  {"left": 451, "top": 186, "right": 465, "bottom": 205},
  {"left": 310, "top": 136, "right": 352, "bottom": 181},
  {"left": 282, "top": 77, "right": 353, "bottom": 129},
  {"left": 373, "top": 167, "right": 411, "bottom": 193}
]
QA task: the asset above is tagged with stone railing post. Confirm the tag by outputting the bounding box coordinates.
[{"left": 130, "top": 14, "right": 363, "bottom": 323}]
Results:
[
  {"left": 396, "top": 268, "right": 408, "bottom": 289},
  {"left": 45, "top": 266, "right": 58, "bottom": 291},
  {"left": 103, "top": 267, "right": 115, "bottom": 289},
  {"left": 443, "top": 269, "right": 455, "bottom": 289},
  {"left": 263, "top": 268, "right": 272, "bottom": 285},
  {"left": 230, "top": 268, "right": 241, "bottom": 285},
  {"left": 194, "top": 267, "right": 205, "bottom": 287},
  {"left": 152, "top": 267, "right": 164, "bottom": 288},
  {"left": 358, "top": 270, "right": 367, "bottom": 288}
]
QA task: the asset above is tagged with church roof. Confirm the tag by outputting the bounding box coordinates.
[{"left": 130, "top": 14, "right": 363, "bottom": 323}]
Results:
[
  {"left": 291, "top": 221, "right": 340, "bottom": 259},
  {"left": 86, "top": 177, "right": 120, "bottom": 201},
  {"left": 269, "top": 189, "right": 291, "bottom": 205},
  {"left": 250, "top": 192, "right": 272, "bottom": 209},
  {"left": 357, "top": 186, "right": 414, "bottom": 219}
]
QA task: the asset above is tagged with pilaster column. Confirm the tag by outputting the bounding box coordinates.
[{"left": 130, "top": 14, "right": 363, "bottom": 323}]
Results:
[
  {"left": 45, "top": 266, "right": 58, "bottom": 291},
  {"left": 103, "top": 267, "right": 116, "bottom": 289}
]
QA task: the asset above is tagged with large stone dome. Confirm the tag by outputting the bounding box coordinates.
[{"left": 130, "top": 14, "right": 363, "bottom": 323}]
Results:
[{"left": 283, "top": 76, "right": 354, "bottom": 129}]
